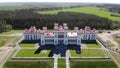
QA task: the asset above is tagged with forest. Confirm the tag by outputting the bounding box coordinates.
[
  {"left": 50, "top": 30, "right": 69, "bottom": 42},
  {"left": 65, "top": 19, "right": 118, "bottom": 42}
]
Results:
[
  {"left": 0, "top": 6, "right": 120, "bottom": 33},
  {"left": 0, "top": 20, "right": 12, "bottom": 33}
]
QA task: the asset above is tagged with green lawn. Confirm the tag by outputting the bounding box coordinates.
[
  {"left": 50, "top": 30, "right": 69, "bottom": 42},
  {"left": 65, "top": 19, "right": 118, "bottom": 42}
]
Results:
[
  {"left": 16, "top": 49, "right": 50, "bottom": 57},
  {"left": 20, "top": 43, "right": 36, "bottom": 47},
  {"left": 3, "top": 60, "right": 54, "bottom": 68},
  {"left": 0, "top": 36, "right": 20, "bottom": 47},
  {"left": 58, "top": 59, "right": 66, "bottom": 68},
  {"left": 0, "top": 30, "right": 23, "bottom": 35},
  {"left": 70, "top": 60, "right": 118, "bottom": 68},
  {"left": 70, "top": 49, "right": 106, "bottom": 57},
  {"left": 38, "top": 7, "right": 120, "bottom": 21},
  {"left": 86, "top": 43, "right": 101, "bottom": 48}
]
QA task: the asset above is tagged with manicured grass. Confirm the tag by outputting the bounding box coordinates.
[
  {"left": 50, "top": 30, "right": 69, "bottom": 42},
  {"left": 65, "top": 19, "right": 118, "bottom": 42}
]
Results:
[
  {"left": 16, "top": 49, "right": 50, "bottom": 57},
  {"left": 86, "top": 43, "right": 101, "bottom": 48},
  {"left": 20, "top": 43, "right": 36, "bottom": 47},
  {"left": 3, "top": 60, "right": 54, "bottom": 68},
  {"left": 70, "top": 60, "right": 118, "bottom": 68},
  {"left": 70, "top": 49, "right": 106, "bottom": 57},
  {"left": 0, "top": 36, "right": 20, "bottom": 47},
  {"left": 38, "top": 7, "right": 120, "bottom": 21},
  {"left": 58, "top": 59, "right": 66, "bottom": 68}
]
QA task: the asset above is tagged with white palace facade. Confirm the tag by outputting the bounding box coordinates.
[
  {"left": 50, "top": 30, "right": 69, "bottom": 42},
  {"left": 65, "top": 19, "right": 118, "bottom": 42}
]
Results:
[{"left": 23, "top": 23, "right": 97, "bottom": 46}]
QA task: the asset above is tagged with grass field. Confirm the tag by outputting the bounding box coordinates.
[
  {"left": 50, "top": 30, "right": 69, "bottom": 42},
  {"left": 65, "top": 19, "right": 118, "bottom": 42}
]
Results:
[
  {"left": 0, "top": 36, "right": 20, "bottom": 47},
  {"left": 58, "top": 59, "right": 66, "bottom": 68},
  {"left": 16, "top": 49, "right": 50, "bottom": 57},
  {"left": 70, "top": 60, "right": 118, "bottom": 68},
  {"left": 0, "top": 30, "right": 23, "bottom": 35},
  {"left": 3, "top": 60, "right": 54, "bottom": 68},
  {"left": 38, "top": 7, "right": 120, "bottom": 21},
  {"left": 70, "top": 49, "right": 106, "bottom": 57},
  {"left": 0, "top": 6, "right": 32, "bottom": 10},
  {"left": 86, "top": 43, "right": 101, "bottom": 48},
  {"left": 20, "top": 43, "right": 36, "bottom": 47}
]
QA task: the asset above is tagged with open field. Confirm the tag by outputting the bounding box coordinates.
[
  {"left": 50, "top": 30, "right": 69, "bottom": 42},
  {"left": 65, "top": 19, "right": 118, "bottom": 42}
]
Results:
[
  {"left": 70, "top": 60, "right": 118, "bottom": 68},
  {"left": 0, "top": 6, "right": 32, "bottom": 10},
  {"left": 58, "top": 59, "right": 66, "bottom": 68},
  {"left": 70, "top": 49, "right": 106, "bottom": 57},
  {"left": 3, "top": 60, "right": 54, "bottom": 68},
  {"left": 38, "top": 7, "right": 120, "bottom": 21},
  {"left": 20, "top": 43, "right": 36, "bottom": 48},
  {"left": 16, "top": 49, "right": 50, "bottom": 57},
  {"left": 0, "top": 36, "right": 20, "bottom": 47},
  {"left": 0, "top": 30, "right": 23, "bottom": 35},
  {"left": 86, "top": 43, "right": 101, "bottom": 48}
]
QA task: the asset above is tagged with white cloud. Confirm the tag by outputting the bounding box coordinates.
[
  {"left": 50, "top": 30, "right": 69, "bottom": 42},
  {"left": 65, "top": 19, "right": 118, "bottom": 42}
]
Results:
[{"left": 0, "top": 0, "right": 120, "bottom": 4}]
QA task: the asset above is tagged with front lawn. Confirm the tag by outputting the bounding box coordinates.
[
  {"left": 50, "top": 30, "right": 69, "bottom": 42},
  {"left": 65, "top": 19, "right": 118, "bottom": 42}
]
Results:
[
  {"left": 16, "top": 49, "right": 50, "bottom": 57},
  {"left": 58, "top": 59, "right": 66, "bottom": 68},
  {"left": 3, "top": 60, "right": 54, "bottom": 68},
  {"left": 86, "top": 43, "right": 101, "bottom": 48},
  {"left": 70, "top": 49, "right": 106, "bottom": 57},
  {"left": 70, "top": 60, "right": 118, "bottom": 68}
]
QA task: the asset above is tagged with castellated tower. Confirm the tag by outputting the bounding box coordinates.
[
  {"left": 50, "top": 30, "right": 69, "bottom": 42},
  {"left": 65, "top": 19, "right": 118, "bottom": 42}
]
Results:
[
  {"left": 54, "top": 23, "right": 58, "bottom": 45},
  {"left": 74, "top": 27, "right": 81, "bottom": 45},
  {"left": 63, "top": 23, "right": 68, "bottom": 45},
  {"left": 41, "top": 27, "right": 47, "bottom": 45}
]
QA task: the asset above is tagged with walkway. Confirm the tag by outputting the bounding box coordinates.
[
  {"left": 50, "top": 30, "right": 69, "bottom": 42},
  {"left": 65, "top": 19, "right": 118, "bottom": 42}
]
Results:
[
  {"left": 54, "top": 54, "right": 58, "bottom": 68},
  {"left": 66, "top": 57, "right": 70, "bottom": 68}
]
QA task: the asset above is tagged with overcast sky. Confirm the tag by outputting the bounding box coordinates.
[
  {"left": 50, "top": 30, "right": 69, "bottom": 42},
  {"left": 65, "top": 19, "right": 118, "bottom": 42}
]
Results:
[{"left": 0, "top": 0, "right": 120, "bottom": 4}]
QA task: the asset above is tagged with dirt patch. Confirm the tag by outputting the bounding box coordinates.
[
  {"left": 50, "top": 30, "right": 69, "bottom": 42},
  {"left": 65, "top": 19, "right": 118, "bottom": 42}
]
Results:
[
  {"left": 98, "top": 31, "right": 120, "bottom": 48},
  {"left": 0, "top": 47, "right": 12, "bottom": 64}
]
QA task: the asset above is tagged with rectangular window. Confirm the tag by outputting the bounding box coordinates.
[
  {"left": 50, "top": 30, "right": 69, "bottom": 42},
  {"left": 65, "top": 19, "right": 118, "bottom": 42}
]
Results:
[
  {"left": 45, "top": 40, "right": 54, "bottom": 42},
  {"left": 68, "top": 40, "right": 77, "bottom": 42},
  {"left": 58, "top": 35, "right": 64, "bottom": 38}
]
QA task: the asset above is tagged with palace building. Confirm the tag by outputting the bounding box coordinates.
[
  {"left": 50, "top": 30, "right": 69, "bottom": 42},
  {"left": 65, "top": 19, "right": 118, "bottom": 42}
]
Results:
[{"left": 23, "top": 23, "right": 97, "bottom": 57}]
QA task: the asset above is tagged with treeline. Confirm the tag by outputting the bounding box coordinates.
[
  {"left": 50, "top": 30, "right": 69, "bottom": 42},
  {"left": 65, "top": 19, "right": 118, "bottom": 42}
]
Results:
[
  {"left": 109, "top": 7, "right": 120, "bottom": 14},
  {"left": 111, "top": 13, "right": 120, "bottom": 17},
  {"left": 0, "top": 20, "right": 12, "bottom": 33},
  {"left": 97, "top": 4, "right": 120, "bottom": 14},
  {"left": 0, "top": 9, "right": 118, "bottom": 30}
]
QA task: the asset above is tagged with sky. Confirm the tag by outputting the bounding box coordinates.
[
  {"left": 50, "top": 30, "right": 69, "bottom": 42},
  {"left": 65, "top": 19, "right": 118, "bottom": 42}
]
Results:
[{"left": 0, "top": 0, "right": 120, "bottom": 4}]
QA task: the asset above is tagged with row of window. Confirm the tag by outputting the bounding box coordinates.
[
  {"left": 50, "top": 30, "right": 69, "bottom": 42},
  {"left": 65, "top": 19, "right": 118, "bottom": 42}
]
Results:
[{"left": 24, "top": 35, "right": 40, "bottom": 40}]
